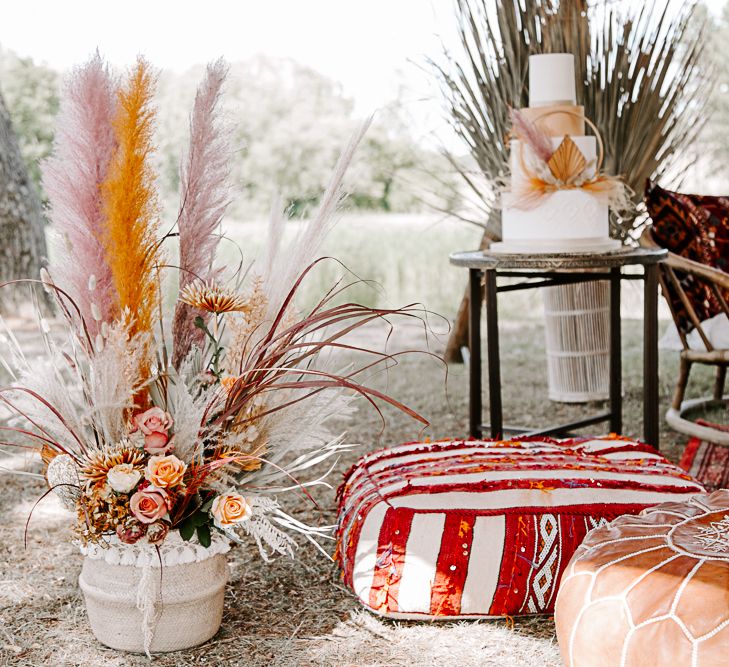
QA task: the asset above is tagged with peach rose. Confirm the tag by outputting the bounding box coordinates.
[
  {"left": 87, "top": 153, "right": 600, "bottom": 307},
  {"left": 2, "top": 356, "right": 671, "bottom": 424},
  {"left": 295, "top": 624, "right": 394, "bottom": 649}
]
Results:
[
  {"left": 211, "top": 492, "right": 252, "bottom": 528},
  {"left": 145, "top": 454, "right": 186, "bottom": 489},
  {"left": 133, "top": 407, "right": 173, "bottom": 436},
  {"left": 129, "top": 487, "right": 169, "bottom": 524}
]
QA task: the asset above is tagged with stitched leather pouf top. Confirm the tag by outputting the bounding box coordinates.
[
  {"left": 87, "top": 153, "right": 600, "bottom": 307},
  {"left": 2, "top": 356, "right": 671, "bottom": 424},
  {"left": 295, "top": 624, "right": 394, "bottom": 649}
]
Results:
[{"left": 555, "top": 489, "right": 729, "bottom": 667}]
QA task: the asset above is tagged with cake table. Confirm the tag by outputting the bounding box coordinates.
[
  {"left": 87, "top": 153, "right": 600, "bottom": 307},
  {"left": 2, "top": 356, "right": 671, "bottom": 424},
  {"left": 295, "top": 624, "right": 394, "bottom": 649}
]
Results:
[{"left": 449, "top": 247, "right": 667, "bottom": 448}]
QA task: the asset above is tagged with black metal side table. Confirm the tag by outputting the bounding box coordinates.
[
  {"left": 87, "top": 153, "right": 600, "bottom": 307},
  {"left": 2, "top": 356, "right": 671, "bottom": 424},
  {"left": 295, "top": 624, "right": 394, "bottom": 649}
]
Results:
[{"left": 449, "top": 247, "right": 668, "bottom": 448}]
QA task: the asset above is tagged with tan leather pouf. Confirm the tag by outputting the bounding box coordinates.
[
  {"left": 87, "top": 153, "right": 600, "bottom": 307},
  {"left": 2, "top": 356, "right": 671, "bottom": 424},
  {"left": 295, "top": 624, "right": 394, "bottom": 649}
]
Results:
[{"left": 555, "top": 490, "right": 729, "bottom": 667}]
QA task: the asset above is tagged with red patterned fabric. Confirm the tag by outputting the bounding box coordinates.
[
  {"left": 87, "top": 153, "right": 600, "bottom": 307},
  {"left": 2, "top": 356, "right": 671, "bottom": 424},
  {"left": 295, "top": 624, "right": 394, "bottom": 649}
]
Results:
[
  {"left": 644, "top": 180, "right": 729, "bottom": 333},
  {"left": 680, "top": 420, "right": 729, "bottom": 491},
  {"left": 336, "top": 437, "right": 705, "bottom": 619}
]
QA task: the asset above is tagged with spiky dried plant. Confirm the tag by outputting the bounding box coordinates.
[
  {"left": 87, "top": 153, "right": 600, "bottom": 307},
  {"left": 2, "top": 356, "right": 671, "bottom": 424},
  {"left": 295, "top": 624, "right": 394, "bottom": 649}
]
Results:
[{"left": 431, "top": 0, "right": 713, "bottom": 242}]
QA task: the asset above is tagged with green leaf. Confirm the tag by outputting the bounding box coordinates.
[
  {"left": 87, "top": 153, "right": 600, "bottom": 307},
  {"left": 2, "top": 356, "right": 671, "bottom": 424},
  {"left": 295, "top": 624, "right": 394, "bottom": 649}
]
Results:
[
  {"left": 197, "top": 523, "right": 212, "bottom": 548},
  {"left": 192, "top": 510, "right": 209, "bottom": 527},
  {"left": 179, "top": 519, "right": 196, "bottom": 542}
]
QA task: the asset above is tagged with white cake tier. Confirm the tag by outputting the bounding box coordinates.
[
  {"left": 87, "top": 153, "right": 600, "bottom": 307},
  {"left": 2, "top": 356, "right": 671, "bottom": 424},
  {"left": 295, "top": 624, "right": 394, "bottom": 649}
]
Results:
[
  {"left": 510, "top": 136, "right": 597, "bottom": 188},
  {"left": 493, "top": 190, "right": 620, "bottom": 255},
  {"left": 529, "top": 54, "right": 576, "bottom": 107}
]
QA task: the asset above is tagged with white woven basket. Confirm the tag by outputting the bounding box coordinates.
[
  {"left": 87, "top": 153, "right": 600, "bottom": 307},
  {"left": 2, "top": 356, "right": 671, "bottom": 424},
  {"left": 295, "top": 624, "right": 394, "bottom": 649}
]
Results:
[
  {"left": 542, "top": 280, "right": 610, "bottom": 403},
  {"left": 78, "top": 534, "right": 230, "bottom": 654}
]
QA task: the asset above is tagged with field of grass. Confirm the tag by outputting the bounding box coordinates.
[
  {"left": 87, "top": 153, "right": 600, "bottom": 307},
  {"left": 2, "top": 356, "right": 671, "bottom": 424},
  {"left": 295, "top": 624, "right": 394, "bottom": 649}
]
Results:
[
  {"left": 217, "top": 212, "right": 483, "bottom": 317},
  {"left": 217, "top": 213, "right": 672, "bottom": 321}
]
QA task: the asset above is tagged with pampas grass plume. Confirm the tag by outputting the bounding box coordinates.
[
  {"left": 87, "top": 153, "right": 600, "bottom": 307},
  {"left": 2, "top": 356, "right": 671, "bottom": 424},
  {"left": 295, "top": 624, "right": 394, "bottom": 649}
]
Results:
[
  {"left": 101, "top": 57, "right": 161, "bottom": 339},
  {"left": 41, "top": 53, "right": 118, "bottom": 336},
  {"left": 172, "top": 59, "right": 232, "bottom": 367},
  {"left": 509, "top": 107, "right": 553, "bottom": 163}
]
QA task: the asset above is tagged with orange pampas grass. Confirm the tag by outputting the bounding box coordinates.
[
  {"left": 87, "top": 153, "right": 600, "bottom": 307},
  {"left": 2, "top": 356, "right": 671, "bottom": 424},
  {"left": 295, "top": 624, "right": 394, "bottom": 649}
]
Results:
[{"left": 101, "top": 58, "right": 161, "bottom": 339}]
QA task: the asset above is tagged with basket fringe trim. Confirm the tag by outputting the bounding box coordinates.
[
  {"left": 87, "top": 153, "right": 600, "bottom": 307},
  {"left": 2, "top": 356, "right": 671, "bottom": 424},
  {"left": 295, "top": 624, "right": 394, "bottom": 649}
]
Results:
[
  {"left": 79, "top": 531, "right": 231, "bottom": 567},
  {"left": 135, "top": 564, "right": 161, "bottom": 658}
]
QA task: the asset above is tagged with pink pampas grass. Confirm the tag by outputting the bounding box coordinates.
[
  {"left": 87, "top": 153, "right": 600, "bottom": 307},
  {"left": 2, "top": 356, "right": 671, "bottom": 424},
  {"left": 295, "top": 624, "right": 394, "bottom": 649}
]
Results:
[
  {"left": 509, "top": 107, "right": 553, "bottom": 163},
  {"left": 171, "top": 59, "right": 233, "bottom": 367},
  {"left": 42, "top": 53, "right": 118, "bottom": 338}
]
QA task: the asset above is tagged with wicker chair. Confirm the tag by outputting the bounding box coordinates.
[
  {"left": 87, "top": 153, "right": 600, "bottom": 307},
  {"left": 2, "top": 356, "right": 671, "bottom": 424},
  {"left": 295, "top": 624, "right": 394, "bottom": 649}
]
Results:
[{"left": 641, "top": 227, "right": 729, "bottom": 445}]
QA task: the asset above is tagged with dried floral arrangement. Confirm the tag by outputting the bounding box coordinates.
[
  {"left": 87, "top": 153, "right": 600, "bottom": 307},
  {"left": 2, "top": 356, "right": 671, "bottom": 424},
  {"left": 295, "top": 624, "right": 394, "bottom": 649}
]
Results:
[
  {"left": 0, "top": 54, "right": 427, "bottom": 561},
  {"left": 506, "top": 107, "right": 630, "bottom": 211}
]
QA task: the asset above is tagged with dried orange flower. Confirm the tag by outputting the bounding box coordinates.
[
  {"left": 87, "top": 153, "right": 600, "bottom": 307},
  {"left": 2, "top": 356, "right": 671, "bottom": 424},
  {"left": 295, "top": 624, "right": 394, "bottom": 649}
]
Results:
[
  {"left": 179, "top": 280, "right": 250, "bottom": 314},
  {"left": 220, "top": 375, "right": 239, "bottom": 394}
]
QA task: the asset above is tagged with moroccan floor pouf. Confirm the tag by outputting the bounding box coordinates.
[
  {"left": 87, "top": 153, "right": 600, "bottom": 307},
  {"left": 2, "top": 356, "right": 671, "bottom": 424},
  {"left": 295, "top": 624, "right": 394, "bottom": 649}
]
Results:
[
  {"left": 336, "top": 437, "right": 704, "bottom": 619},
  {"left": 555, "top": 489, "right": 729, "bottom": 667}
]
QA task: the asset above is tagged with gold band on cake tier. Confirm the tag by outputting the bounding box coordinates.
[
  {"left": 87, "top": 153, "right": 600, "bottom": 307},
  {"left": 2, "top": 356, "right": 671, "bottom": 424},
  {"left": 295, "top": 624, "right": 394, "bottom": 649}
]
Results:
[{"left": 521, "top": 104, "right": 584, "bottom": 136}]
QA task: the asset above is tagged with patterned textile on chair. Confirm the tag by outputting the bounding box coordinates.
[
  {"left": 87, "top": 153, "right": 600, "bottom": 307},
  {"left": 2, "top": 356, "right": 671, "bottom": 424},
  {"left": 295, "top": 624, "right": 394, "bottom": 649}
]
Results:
[
  {"left": 644, "top": 180, "right": 729, "bottom": 334},
  {"left": 680, "top": 420, "right": 729, "bottom": 490},
  {"left": 336, "top": 436, "right": 704, "bottom": 619}
]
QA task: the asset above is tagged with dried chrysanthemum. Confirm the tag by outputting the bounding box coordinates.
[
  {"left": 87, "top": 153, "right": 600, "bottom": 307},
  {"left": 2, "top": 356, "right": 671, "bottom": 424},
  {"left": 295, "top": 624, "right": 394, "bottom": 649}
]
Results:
[
  {"left": 40, "top": 443, "right": 58, "bottom": 467},
  {"left": 80, "top": 442, "right": 146, "bottom": 487},
  {"left": 179, "top": 280, "right": 250, "bottom": 314},
  {"left": 214, "top": 439, "right": 268, "bottom": 473},
  {"left": 74, "top": 485, "right": 131, "bottom": 545}
]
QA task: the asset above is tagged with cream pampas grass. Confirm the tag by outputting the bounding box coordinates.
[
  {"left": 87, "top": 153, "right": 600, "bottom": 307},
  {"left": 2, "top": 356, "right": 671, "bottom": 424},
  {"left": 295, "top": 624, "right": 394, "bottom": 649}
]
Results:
[
  {"left": 172, "top": 59, "right": 233, "bottom": 367},
  {"left": 260, "top": 118, "right": 372, "bottom": 321}
]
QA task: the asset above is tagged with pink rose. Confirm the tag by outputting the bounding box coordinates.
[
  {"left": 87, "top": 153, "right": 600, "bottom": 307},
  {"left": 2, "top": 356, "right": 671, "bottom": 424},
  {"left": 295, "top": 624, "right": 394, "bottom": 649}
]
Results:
[
  {"left": 129, "top": 486, "right": 170, "bottom": 524},
  {"left": 132, "top": 407, "right": 173, "bottom": 437},
  {"left": 144, "top": 431, "right": 173, "bottom": 455},
  {"left": 116, "top": 521, "right": 146, "bottom": 544}
]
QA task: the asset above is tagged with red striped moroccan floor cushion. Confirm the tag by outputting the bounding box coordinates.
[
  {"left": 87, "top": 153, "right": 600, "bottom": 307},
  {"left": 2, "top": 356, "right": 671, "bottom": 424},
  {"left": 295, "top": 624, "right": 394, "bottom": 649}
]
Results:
[{"left": 335, "top": 437, "right": 705, "bottom": 619}]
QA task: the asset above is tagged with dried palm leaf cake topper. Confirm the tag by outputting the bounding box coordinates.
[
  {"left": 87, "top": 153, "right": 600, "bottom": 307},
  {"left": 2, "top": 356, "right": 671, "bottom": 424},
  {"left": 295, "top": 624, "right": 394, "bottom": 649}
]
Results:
[
  {"left": 547, "top": 135, "right": 587, "bottom": 184},
  {"left": 490, "top": 53, "right": 626, "bottom": 254}
]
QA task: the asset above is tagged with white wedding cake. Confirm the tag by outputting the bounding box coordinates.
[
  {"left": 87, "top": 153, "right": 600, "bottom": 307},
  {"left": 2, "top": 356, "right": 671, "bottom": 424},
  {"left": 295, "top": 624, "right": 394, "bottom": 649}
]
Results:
[{"left": 490, "top": 53, "right": 621, "bottom": 254}]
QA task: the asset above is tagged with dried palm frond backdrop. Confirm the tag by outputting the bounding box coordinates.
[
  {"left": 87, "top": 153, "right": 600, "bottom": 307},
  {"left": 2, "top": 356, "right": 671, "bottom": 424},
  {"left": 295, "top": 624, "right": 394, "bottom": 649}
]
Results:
[{"left": 431, "top": 0, "right": 713, "bottom": 242}]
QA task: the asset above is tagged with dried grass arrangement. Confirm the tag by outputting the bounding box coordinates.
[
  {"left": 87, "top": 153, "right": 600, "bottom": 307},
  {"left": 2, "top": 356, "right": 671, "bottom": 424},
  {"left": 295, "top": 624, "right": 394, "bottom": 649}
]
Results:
[
  {"left": 0, "top": 54, "right": 430, "bottom": 654},
  {"left": 431, "top": 0, "right": 713, "bottom": 242}
]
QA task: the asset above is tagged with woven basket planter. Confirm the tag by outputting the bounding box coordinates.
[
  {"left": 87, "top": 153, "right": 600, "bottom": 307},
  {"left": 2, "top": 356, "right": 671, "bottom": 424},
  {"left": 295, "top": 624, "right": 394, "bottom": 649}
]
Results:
[
  {"left": 542, "top": 280, "right": 610, "bottom": 403},
  {"left": 78, "top": 533, "right": 230, "bottom": 654}
]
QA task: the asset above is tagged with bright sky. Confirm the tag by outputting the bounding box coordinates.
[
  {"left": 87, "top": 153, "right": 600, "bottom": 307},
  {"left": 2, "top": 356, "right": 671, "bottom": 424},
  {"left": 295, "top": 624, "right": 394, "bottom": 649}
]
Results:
[
  {"left": 1, "top": 0, "right": 725, "bottom": 141},
  {"left": 0, "top": 1, "right": 455, "bottom": 114}
]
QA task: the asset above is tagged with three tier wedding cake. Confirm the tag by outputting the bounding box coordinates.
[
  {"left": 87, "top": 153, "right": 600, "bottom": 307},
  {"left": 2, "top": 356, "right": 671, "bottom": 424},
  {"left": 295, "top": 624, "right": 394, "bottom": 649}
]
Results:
[{"left": 490, "top": 53, "right": 624, "bottom": 254}]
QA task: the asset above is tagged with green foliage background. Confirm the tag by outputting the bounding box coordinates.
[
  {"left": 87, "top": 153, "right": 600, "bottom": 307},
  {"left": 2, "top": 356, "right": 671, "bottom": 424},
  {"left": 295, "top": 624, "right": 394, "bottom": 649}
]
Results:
[{"left": 0, "top": 50, "right": 457, "bottom": 219}]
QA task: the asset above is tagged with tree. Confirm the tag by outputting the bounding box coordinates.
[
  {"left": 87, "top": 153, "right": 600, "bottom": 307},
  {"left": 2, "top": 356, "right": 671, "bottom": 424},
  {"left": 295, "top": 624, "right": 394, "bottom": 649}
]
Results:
[
  {"left": 155, "top": 56, "right": 452, "bottom": 219},
  {"left": 0, "top": 49, "right": 59, "bottom": 195},
  {"left": 700, "top": 2, "right": 729, "bottom": 180},
  {"left": 0, "top": 87, "right": 48, "bottom": 310}
]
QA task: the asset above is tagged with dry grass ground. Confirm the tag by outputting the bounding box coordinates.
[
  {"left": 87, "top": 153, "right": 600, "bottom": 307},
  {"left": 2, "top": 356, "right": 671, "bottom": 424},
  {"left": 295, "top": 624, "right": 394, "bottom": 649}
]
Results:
[{"left": 0, "top": 317, "right": 720, "bottom": 667}]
